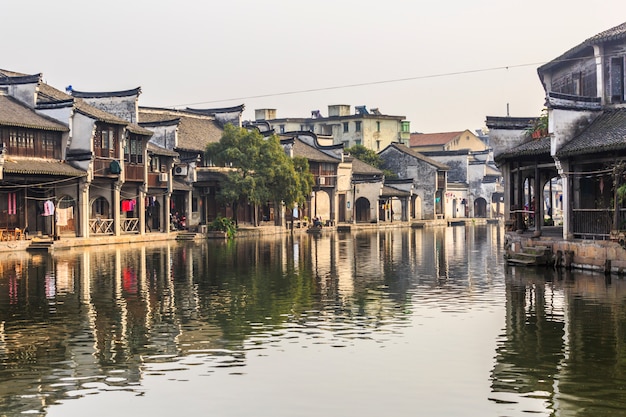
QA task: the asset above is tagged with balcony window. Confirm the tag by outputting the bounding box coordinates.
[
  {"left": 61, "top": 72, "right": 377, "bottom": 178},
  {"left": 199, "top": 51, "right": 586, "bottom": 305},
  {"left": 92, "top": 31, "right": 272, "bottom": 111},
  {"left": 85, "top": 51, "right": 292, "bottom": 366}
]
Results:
[
  {"left": 124, "top": 135, "right": 143, "bottom": 164},
  {"left": 1, "top": 127, "right": 60, "bottom": 159}
]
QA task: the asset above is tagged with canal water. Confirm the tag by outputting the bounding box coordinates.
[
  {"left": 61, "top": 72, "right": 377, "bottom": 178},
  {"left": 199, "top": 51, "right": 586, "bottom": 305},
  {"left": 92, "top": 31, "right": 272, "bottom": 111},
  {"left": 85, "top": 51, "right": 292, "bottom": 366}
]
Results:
[{"left": 1, "top": 225, "right": 625, "bottom": 416}]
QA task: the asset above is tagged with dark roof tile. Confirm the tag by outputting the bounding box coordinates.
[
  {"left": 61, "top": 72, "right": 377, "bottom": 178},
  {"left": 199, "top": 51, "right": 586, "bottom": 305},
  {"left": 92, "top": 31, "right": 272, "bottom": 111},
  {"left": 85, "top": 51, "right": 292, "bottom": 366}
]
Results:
[
  {"left": 139, "top": 107, "right": 223, "bottom": 152},
  {"left": 495, "top": 136, "right": 551, "bottom": 161},
  {"left": 0, "top": 95, "right": 68, "bottom": 131},
  {"left": 557, "top": 108, "right": 626, "bottom": 157},
  {"left": 381, "top": 143, "right": 449, "bottom": 170},
  {"left": 2, "top": 158, "right": 86, "bottom": 176}
]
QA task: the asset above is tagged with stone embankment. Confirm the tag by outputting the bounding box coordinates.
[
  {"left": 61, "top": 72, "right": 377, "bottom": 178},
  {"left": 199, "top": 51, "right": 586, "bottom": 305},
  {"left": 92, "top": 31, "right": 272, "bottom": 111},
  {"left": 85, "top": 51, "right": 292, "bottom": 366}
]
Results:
[
  {"left": 0, "top": 218, "right": 487, "bottom": 255},
  {"left": 505, "top": 231, "right": 626, "bottom": 275}
]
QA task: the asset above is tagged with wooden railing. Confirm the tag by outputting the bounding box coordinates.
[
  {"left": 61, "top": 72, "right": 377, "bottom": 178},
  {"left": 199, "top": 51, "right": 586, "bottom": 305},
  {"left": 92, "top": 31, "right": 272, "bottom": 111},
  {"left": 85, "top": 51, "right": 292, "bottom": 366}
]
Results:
[
  {"left": 89, "top": 218, "right": 114, "bottom": 235},
  {"left": 572, "top": 209, "right": 613, "bottom": 239},
  {"left": 122, "top": 218, "right": 139, "bottom": 233}
]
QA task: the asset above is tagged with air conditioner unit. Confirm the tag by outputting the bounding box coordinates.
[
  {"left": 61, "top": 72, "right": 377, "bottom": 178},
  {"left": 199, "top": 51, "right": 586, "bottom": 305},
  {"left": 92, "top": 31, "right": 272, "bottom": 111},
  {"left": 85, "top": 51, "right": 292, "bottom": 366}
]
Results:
[
  {"left": 159, "top": 173, "right": 168, "bottom": 182},
  {"left": 318, "top": 176, "right": 326, "bottom": 185},
  {"left": 174, "top": 165, "right": 188, "bottom": 176}
]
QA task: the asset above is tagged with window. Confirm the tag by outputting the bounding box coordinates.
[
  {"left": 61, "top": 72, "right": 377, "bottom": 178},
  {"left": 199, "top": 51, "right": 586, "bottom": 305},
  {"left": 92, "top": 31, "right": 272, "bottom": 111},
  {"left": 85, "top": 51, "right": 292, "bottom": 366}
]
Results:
[
  {"left": 355, "top": 121, "right": 362, "bottom": 132},
  {"left": 279, "top": 125, "right": 285, "bottom": 133},
  {"left": 1, "top": 127, "right": 60, "bottom": 158},
  {"left": 376, "top": 140, "right": 381, "bottom": 151},
  {"left": 95, "top": 125, "right": 117, "bottom": 157},
  {"left": 124, "top": 134, "right": 143, "bottom": 164},
  {"left": 343, "top": 122, "right": 349, "bottom": 133},
  {"left": 150, "top": 155, "right": 161, "bottom": 172},
  {"left": 401, "top": 121, "right": 410, "bottom": 133},
  {"left": 611, "top": 57, "right": 624, "bottom": 103},
  {"left": 376, "top": 121, "right": 381, "bottom": 132}
]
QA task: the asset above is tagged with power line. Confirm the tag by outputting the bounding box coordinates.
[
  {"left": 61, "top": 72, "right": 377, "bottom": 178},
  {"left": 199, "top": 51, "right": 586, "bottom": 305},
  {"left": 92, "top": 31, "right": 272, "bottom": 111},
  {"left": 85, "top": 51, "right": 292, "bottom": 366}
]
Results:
[{"left": 172, "top": 61, "right": 549, "bottom": 108}]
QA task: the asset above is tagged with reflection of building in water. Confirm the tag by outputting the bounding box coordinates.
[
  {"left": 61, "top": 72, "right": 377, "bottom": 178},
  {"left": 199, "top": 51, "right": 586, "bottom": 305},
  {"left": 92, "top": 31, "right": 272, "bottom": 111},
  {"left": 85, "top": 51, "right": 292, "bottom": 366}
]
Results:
[
  {"left": 492, "top": 267, "right": 626, "bottom": 413},
  {"left": 491, "top": 267, "right": 565, "bottom": 403}
]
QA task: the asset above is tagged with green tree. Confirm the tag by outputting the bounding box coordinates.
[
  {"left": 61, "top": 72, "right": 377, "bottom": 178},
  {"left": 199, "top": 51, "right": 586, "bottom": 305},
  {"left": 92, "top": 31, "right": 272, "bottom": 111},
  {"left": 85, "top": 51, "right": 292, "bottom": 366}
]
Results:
[
  {"left": 206, "top": 125, "right": 313, "bottom": 226},
  {"left": 345, "top": 144, "right": 383, "bottom": 168}
]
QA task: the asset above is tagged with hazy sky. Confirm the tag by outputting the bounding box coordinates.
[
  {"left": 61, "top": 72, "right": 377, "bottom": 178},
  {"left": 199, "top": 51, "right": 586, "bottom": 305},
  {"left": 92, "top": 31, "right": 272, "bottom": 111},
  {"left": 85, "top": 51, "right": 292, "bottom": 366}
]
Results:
[{"left": 3, "top": 1, "right": 626, "bottom": 133}]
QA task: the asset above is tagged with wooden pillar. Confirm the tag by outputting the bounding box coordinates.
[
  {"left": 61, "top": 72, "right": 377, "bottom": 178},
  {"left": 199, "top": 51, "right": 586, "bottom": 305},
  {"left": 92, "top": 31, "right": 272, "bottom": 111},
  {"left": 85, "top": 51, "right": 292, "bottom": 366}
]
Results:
[{"left": 534, "top": 163, "right": 542, "bottom": 235}]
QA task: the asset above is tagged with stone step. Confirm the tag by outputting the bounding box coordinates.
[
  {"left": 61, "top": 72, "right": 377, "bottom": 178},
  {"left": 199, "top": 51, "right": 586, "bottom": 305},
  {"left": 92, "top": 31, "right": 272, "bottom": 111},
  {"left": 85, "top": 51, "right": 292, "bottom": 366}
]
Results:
[
  {"left": 176, "top": 233, "right": 200, "bottom": 241},
  {"left": 506, "top": 257, "right": 537, "bottom": 266},
  {"left": 27, "top": 240, "right": 54, "bottom": 252}
]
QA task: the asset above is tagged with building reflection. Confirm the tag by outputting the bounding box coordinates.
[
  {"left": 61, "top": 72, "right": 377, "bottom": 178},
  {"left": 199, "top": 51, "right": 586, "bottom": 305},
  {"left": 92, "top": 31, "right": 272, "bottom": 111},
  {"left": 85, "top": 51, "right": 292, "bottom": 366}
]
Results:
[
  {"left": 0, "top": 225, "right": 505, "bottom": 414},
  {"left": 491, "top": 266, "right": 626, "bottom": 414}
]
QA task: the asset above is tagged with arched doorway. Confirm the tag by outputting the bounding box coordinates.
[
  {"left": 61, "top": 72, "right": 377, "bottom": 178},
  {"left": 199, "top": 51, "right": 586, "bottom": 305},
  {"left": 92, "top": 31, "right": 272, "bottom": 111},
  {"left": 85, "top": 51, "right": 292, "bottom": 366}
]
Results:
[
  {"left": 90, "top": 196, "right": 112, "bottom": 234},
  {"left": 146, "top": 199, "right": 161, "bottom": 232},
  {"left": 543, "top": 176, "right": 563, "bottom": 226},
  {"left": 474, "top": 197, "right": 487, "bottom": 218},
  {"left": 355, "top": 197, "right": 371, "bottom": 222},
  {"left": 412, "top": 195, "right": 422, "bottom": 220},
  {"left": 313, "top": 190, "right": 331, "bottom": 221}
]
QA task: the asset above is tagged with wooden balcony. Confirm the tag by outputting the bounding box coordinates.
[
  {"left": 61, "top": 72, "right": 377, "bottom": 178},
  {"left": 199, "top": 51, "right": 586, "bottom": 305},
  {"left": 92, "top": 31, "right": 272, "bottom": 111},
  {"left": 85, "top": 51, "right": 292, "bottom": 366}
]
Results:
[
  {"left": 124, "top": 164, "right": 145, "bottom": 182},
  {"left": 315, "top": 175, "right": 336, "bottom": 187}
]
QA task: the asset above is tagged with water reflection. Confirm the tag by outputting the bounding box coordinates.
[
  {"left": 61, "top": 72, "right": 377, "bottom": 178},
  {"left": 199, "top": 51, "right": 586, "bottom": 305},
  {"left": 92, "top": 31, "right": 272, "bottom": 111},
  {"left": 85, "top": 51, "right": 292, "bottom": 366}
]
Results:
[
  {"left": 2, "top": 225, "right": 626, "bottom": 416},
  {"left": 493, "top": 266, "right": 626, "bottom": 416}
]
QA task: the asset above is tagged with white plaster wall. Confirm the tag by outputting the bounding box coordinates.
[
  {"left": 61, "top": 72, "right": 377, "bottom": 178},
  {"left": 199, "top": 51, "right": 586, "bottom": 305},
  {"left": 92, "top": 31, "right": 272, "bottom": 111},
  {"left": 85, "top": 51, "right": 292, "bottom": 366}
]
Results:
[
  {"left": 337, "top": 164, "right": 352, "bottom": 193},
  {"left": 147, "top": 125, "right": 178, "bottom": 150},
  {"left": 81, "top": 95, "right": 138, "bottom": 123},
  {"left": 445, "top": 189, "right": 469, "bottom": 218},
  {"left": 69, "top": 113, "right": 96, "bottom": 173},
  {"left": 549, "top": 108, "right": 598, "bottom": 155},
  {"left": 6, "top": 82, "right": 38, "bottom": 107},
  {"left": 312, "top": 189, "right": 331, "bottom": 220},
  {"left": 38, "top": 106, "right": 72, "bottom": 126},
  {"left": 355, "top": 181, "right": 382, "bottom": 221},
  {"left": 489, "top": 129, "right": 527, "bottom": 161}
]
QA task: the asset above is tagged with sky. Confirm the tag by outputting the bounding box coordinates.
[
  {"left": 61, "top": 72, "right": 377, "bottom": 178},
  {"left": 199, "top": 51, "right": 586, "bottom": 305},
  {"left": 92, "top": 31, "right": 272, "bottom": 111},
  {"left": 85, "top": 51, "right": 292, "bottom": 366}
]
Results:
[{"left": 3, "top": 0, "right": 626, "bottom": 133}]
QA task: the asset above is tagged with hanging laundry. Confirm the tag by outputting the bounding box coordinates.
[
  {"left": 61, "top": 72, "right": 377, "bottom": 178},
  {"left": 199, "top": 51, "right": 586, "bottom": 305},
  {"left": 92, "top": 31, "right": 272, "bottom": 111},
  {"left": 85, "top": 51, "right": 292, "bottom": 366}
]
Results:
[
  {"left": 56, "top": 208, "right": 68, "bottom": 226},
  {"left": 7, "top": 193, "right": 17, "bottom": 215},
  {"left": 43, "top": 200, "right": 55, "bottom": 216}
]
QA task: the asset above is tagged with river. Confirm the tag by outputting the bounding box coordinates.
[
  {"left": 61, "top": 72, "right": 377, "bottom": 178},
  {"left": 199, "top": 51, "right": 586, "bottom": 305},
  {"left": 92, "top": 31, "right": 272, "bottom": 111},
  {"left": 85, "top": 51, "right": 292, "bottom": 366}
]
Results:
[{"left": 0, "top": 225, "right": 625, "bottom": 416}]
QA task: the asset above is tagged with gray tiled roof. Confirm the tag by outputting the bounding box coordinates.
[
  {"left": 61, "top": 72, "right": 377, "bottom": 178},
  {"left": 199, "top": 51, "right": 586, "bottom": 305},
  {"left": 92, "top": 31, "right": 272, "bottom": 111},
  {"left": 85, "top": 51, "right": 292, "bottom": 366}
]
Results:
[
  {"left": 139, "top": 107, "right": 223, "bottom": 152},
  {"left": 381, "top": 185, "right": 410, "bottom": 197},
  {"left": 147, "top": 142, "right": 179, "bottom": 157},
  {"left": 126, "top": 123, "right": 154, "bottom": 136},
  {"left": 2, "top": 157, "right": 86, "bottom": 176},
  {"left": 37, "top": 83, "right": 131, "bottom": 125},
  {"left": 557, "top": 108, "right": 626, "bottom": 157},
  {"left": 0, "top": 95, "right": 69, "bottom": 131},
  {"left": 350, "top": 157, "right": 383, "bottom": 175},
  {"left": 382, "top": 143, "right": 449, "bottom": 170},
  {"left": 539, "top": 22, "right": 626, "bottom": 73},
  {"left": 71, "top": 88, "right": 141, "bottom": 98},
  {"left": 496, "top": 136, "right": 551, "bottom": 160},
  {"left": 291, "top": 138, "right": 341, "bottom": 163}
]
